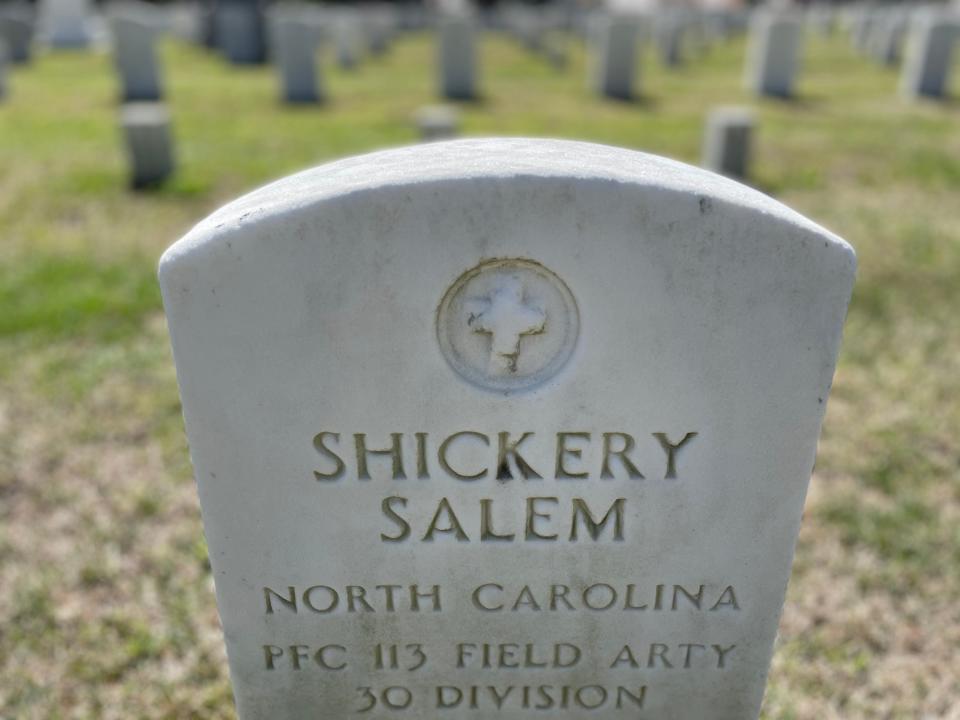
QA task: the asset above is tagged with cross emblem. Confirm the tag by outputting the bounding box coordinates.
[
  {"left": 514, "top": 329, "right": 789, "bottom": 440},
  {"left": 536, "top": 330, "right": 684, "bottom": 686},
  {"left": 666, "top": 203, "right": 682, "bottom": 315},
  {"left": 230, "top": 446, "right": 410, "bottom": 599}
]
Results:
[{"left": 466, "top": 276, "right": 547, "bottom": 375}]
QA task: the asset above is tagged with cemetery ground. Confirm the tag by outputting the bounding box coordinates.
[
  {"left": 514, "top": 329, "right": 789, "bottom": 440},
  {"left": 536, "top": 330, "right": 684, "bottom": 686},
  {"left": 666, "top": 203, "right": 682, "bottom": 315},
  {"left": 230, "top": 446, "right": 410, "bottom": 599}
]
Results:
[{"left": 0, "top": 29, "right": 958, "bottom": 720}]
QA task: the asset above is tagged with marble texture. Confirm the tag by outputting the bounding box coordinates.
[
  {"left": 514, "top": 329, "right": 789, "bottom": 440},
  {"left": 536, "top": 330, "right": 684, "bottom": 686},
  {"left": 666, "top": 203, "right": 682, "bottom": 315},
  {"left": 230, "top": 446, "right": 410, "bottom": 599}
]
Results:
[{"left": 161, "top": 139, "right": 855, "bottom": 720}]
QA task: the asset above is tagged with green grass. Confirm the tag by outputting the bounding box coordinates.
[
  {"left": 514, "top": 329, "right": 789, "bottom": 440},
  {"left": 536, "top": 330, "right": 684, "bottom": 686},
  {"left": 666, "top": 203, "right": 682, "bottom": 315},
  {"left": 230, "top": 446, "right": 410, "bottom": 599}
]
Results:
[{"left": 0, "top": 28, "right": 959, "bottom": 720}]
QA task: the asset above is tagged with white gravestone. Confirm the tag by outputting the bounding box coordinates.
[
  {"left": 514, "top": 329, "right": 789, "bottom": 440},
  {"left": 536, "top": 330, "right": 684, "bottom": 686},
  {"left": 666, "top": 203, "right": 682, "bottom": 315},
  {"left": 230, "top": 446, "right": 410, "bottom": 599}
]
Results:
[
  {"left": 334, "top": 10, "right": 362, "bottom": 70},
  {"left": 745, "top": 12, "right": 802, "bottom": 98},
  {"left": 121, "top": 102, "right": 174, "bottom": 188},
  {"left": 438, "top": 15, "right": 477, "bottom": 100},
  {"left": 111, "top": 14, "right": 163, "bottom": 102},
  {"left": 160, "top": 138, "right": 855, "bottom": 720},
  {"left": 414, "top": 105, "right": 460, "bottom": 142},
  {"left": 589, "top": 15, "right": 642, "bottom": 100},
  {"left": 900, "top": 12, "right": 959, "bottom": 99},
  {"left": 703, "top": 106, "right": 755, "bottom": 180},
  {"left": 42, "top": 0, "right": 93, "bottom": 48},
  {"left": 273, "top": 17, "right": 322, "bottom": 104}
]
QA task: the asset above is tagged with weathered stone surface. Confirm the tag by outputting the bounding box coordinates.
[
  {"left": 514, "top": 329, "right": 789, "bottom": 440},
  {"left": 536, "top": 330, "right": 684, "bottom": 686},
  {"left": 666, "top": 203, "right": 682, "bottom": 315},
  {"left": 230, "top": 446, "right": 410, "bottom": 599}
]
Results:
[{"left": 160, "top": 138, "right": 855, "bottom": 720}]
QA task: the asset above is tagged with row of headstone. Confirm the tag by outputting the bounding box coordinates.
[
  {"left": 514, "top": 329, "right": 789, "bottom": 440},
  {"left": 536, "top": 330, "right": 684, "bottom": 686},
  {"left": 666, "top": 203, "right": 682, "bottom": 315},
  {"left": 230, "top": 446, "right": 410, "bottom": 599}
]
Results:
[{"left": 159, "top": 136, "right": 856, "bottom": 720}]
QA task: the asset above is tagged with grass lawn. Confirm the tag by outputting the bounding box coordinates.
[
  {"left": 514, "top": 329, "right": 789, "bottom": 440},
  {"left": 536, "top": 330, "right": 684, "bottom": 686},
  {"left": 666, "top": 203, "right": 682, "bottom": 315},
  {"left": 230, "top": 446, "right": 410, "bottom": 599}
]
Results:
[{"left": 0, "top": 28, "right": 958, "bottom": 719}]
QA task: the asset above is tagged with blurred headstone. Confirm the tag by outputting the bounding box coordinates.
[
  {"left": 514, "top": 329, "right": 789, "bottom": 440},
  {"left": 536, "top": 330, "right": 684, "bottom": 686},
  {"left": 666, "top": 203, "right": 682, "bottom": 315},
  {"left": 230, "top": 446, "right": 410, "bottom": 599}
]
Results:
[
  {"left": 0, "top": 40, "right": 7, "bottom": 100},
  {"left": 158, "top": 137, "right": 856, "bottom": 720},
  {"left": 273, "top": 16, "right": 322, "bottom": 103},
  {"left": 414, "top": 105, "right": 460, "bottom": 141},
  {"left": 745, "top": 12, "right": 801, "bottom": 98},
  {"left": 215, "top": 0, "right": 266, "bottom": 64},
  {"left": 900, "top": 12, "right": 959, "bottom": 99},
  {"left": 657, "top": 17, "right": 686, "bottom": 68},
  {"left": 703, "top": 107, "right": 755, "bottom": 180},
  {"left": 0, "top": 7, "right": 35, "bottom": 63},
  {"left": 872, "top": 13, "right": 907, "bottom": 67},
  {"left": 334, "top": 10, "right": 361, "bottom": 70},
  {"left": 589, "top": 14, "right": 641, "bottom": 100},
  {"left": 438, "top": 15, "right": 477, "bottom": 100},
  {"left": 121, "top": 102, "right": 175, "bottom": 188},
  {"left": 111, "top": 14, "right": 163, "bottom": 101},
  {"left": 42, "top": 0, "right": 93, "bottom": 49}
]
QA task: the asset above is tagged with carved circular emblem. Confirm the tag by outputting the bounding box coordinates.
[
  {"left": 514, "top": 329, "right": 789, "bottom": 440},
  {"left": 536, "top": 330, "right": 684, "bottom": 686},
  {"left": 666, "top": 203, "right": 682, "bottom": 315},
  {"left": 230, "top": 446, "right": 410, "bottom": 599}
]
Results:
[{"left": 437, "top": 259, "right": 579, "bottom": 393}]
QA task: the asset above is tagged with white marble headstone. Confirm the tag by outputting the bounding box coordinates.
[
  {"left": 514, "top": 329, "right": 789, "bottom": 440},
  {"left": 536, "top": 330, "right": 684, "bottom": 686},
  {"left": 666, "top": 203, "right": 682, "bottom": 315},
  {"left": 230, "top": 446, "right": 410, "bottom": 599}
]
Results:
[
  {"left": 745, "top": 12, "right": 802, "bottom": 97},
  {"left": 589, "top": 14, "right": 642, "bottom": 100},
  {"left": 161, "top": 139, "right": 855, "bottom": 719},
  {"left": 438, "top": 15, "right": 477, "bottom": 100},
  {"left": 900, "top": 11, "right": 959, "bottom": 99},
  {"left": 110, "top": 13, "right": 163, "bottom": 102},
  {"left": 42, "top": 0, "right": 93, "bottom": 48}
]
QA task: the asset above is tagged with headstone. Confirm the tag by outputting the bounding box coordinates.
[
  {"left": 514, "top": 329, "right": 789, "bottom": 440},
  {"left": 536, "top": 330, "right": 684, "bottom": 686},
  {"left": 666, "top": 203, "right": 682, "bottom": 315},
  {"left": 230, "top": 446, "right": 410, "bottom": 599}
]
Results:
[
  {"left": 111, "top": 14, "right": 163, "bottom": 102},
  {"left": 0, "top": 40, "right": 7, "bottom": 100},
  {"left": 900, "top": 12, "right": 959, "bottom": 99},
  {"left": 703, "top": 107, "right": 755, "bottom": 180},
  {"left": 657, "top": 18, "right": 686, "bottom": 68},
  {"left": 745, "top": 12, "right": 802, "bottom": 98},
  {"left": 850, "top": 10, "right": 875, "bottom": 55},
  {"left": 438, "top": 15, "right": 477, "bottom": 100},
  {"left": 364, "top": 6, "right": 395, "bottom": 56},
  {"left": 334, "top": 10, "right": 362, "bottom": 70},
  {"left": 42, "top": 0, "right": 93, "bottom": 49},
  {"left": 0, "top": 8, "right": 35, "bottom": 64},
  {"left": 871, "top": 13, "right": 906, "bottom": 67},
  {"left": 273, "top": 16, "right": 322, "bottom": 103},
  {"left": 159, "top": 138, "right": 856, "bottom": 720},
  {"left": 215, "top": 0, "right": 266, "bottom": 64},
  {"left": 589, "top": 14, "right": 641, "bottom": 100},
  {"left": 414, "top": 105, "right": 460, "bottom": 141},
  {"left": 121, "top": 102, "right": 174, "bottom": 188}
]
